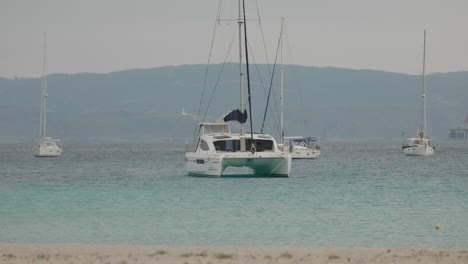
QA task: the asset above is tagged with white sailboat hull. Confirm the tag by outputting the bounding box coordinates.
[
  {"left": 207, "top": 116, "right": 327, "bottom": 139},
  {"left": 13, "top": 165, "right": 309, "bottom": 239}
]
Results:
[
  {"left": 186, "top": 152, "right": 291, "bottom": 177},
  {"left": 291, "top": 145, "right": 320, "bottom": 159},
  {"left": 402, "top": 144, "right": 434, "bottom": 156},
  {"left": 34, "top": 145, "right": 62, "bottom": 157},
  {"left": 34, "top": 139, "right": 62, "bottom": 157}
]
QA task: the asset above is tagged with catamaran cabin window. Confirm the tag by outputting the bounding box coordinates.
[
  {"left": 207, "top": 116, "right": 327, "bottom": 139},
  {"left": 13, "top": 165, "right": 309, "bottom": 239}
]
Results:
[
  {"left": 201, "top": 124, "right": 230, "bottom": 134},
  {"left": 199, "top": 140, "right": 210, "bottom": 151},
  {"left": 246, "top": 139, "right": 274, "bottom": 152},
  {"left": 213, "top": 140, "right": 241, "bottom": 152}
]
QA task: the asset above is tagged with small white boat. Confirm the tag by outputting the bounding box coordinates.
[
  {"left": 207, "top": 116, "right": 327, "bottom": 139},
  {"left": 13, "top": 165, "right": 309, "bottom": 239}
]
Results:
[
  {"left": 402, "top": 30, "right": 434, "bottom": 156},
  {"left": 402, "top": 133, "right": 434, "bottom": 156},
  {"left": 285, "top": 136, "right": 321, "bottom": 159},
  {"left": 276, "top": 18, "right": 321, "bottom": 159},
  {"left": 34, "top": 33, "right": 62, "bottom": 157}
]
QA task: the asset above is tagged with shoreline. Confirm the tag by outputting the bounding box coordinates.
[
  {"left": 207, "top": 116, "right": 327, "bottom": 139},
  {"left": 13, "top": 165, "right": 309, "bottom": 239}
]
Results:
[{"left": 1, "top": 244, "right": 467, "bottom": 263}]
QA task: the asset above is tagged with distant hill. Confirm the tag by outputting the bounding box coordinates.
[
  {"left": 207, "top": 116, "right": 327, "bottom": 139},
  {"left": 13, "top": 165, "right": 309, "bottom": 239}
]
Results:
[{"left": 1, "top": 64, "right": 467, "bottom": 143}]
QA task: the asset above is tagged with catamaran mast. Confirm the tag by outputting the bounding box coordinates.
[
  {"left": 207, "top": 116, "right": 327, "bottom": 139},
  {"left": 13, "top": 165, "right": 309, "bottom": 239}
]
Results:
[
  {"left": 238, "top": 0, "right": 244, "bottom": 136},
  {"left": 242, "top": 0, "right": 254, "bottom": 150},
  {"left": 421, "top": 29, "right": 426, "bottom": 138},
  {"left": 280, "top": 18, "right": 284, "bottom": 143}
]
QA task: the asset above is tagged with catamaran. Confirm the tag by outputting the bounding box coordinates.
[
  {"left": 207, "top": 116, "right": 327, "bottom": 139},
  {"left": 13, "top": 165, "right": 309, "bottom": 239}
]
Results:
[
  {"left": 34, "top": 33, "right": 62, "bottom": 157},
  {"left": 402, "top": 30, "right": 434, "bottom": 156},
  {"left": 185, "top": 0, "right": 291, "bottom": 177}
]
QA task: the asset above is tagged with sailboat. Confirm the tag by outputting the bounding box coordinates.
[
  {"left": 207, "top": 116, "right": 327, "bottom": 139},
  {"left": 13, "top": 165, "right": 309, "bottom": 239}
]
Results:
[
  {"left": 276, "top": 18, "right": 321, "bottom": 159},
  {"left": 286, "top": 136, "right": 321, "bottom": 159},
  {"left": 185, "top": 0, "right": 291, "bottom": 177},
  {"left": 34, "top": 33, "right": 62, "bottom": 157},
  {"left": 402, "top": 30, "right": 434, "bottom": 156}
]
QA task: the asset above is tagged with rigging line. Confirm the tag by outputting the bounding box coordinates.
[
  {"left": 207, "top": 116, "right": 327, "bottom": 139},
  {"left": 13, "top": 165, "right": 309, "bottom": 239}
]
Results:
[
  {"left": 255, "top": 0, "right": 272, "bottom": 75},
  {"left": 264, "top": 22, "right": 283, "bottom": 135},
  {"left": 283, "top": 20, "right": 301, "bottom": 115},
  {"left": 248, "top": 42, "right": 280, "bottom": 134},
  {"left": 283, "top": 21, "right": 297, "bottom": 91},
  {"left": 253, "top": 16, "right": 282, "bottom": 134},
  {"left": 247, "top": 2, "right": 273, "bottom": 84},
  {"left": 282, "top": 19, "right": 302, "bottom": 121},
  {"left": 192, "top": 0, "right": 223, "bottom": 143},
  {"left": 265, "top": 57, "right": 281, "bottom": 135},
  {"left": 246, "top": 44, "right": 266, "bottom": 97},
  {"left": 283, "top": 21, "right": 295, "bottom": 67},
  {"left": 248, "top": 43, "right": 280, "bottom": 134},
  {"left": 246, "top": 36, "right": 263, "bottom": 83},
  {"left": 218, "top": 0, "right": 224, "bottom": 22},
  {"left": 201, "top": 40, "right": 235, "bottom": 123},
  {"left": 245, "top": 25, "right": 281, "bottom": 135},
  {"left": 242, "top": 0, "right": 254, "bottom": 151},
  {"left": 260, "top": 32, "right": 282, "bottom": 134}
]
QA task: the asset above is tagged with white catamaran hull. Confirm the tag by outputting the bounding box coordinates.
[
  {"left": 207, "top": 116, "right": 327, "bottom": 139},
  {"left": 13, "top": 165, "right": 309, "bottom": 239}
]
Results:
[
  {"left": 403, "top": 145, "right": 434, "bottom": 156},
  {"left": 186, "top": 152, "right": 291, "bottom": 177}
]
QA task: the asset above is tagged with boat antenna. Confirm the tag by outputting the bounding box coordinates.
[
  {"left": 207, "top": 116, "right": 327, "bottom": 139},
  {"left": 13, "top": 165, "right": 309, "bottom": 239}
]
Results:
[{"left": 242, "top": 0, "right": 255, "bottom": 152}]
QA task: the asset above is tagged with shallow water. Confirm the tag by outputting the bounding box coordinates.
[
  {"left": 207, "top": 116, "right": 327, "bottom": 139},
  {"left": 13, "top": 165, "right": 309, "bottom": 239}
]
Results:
[{"left": 1, "top": 140, "right": 467, "bottom": 248}]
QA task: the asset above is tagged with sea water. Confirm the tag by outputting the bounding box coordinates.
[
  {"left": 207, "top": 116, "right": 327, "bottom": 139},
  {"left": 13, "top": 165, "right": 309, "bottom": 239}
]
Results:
[{"left": 1, "top": 141, "right": 467, "bottom": 248}]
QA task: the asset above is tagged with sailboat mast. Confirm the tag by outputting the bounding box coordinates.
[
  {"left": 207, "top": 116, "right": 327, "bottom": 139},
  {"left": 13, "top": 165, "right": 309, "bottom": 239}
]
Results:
[
  {"left": 41, "top": 32, "right": 48, "bottom": 139},
  {"left": 280, "top": 18, "right": 284, "bottom": 143},
  {"left": 421, "top": 29, "right": 426, "bottom": 137},
  {"left": 238, "top": 0, "right": 244, "bottom": 136}
]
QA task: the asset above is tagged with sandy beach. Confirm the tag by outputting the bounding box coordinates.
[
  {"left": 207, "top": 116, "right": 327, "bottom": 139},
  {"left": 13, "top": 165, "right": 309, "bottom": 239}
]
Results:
[{"left": 1, "top": 244, "right": 467, "bottom": 264}]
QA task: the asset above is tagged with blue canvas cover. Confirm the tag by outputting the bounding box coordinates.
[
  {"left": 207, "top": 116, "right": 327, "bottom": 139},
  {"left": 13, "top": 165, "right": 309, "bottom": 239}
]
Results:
[{"left": 224, "top": 109, "right": 248, "bottom": 123}]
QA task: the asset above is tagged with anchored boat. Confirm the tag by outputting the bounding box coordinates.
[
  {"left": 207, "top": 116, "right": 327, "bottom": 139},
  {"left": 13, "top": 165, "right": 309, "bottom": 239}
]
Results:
[
  {"left": 402, "top": 30, "right": 434, "bottom": 156},
  {"left": 185, "top": 0, "right": 291, "bottom": 177}
]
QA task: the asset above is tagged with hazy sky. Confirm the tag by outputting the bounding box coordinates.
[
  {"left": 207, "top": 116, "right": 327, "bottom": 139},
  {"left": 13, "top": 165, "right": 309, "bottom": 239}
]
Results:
[{"left": 1, "top": 0, "right": 467, "bottom": 78}]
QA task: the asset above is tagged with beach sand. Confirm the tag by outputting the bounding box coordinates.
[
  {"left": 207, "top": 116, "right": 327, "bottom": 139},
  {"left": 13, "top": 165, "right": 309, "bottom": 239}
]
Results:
[{"left": 1, "top": 244, "right": 467, "bottom": 263}]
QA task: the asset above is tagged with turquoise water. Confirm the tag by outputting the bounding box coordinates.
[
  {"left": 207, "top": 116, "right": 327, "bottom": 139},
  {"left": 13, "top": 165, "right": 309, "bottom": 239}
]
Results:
[{"left": 1, "top": 141, "right": 467, "bottom": 248}]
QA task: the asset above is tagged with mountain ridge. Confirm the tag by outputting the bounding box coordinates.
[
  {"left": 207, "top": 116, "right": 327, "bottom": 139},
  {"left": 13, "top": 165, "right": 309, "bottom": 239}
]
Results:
[{"left": 1, "top": 64, "right": 467, "bottom": 143}]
